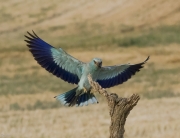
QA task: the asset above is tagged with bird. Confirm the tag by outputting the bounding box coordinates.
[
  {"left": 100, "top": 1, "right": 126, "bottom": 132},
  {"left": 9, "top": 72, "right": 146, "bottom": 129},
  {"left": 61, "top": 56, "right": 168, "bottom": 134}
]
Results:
[{"left": 25, "top": 31, "right": 149, "bottom": 107}]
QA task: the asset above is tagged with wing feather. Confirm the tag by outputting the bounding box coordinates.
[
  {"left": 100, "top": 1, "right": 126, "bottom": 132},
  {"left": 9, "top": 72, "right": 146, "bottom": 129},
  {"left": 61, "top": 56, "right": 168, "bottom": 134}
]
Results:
[
  {"left": 96, "top": 57, "right": 149, "bottom": 88},
  {"left": 25, "top": 31, "right": 84, "bottom": 84}
]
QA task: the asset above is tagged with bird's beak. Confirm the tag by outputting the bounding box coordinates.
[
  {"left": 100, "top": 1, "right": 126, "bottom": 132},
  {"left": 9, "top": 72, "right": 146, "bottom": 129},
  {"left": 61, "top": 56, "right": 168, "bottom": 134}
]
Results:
[{"left": 96, "top": 62, "right": 102, "bottom": 68}]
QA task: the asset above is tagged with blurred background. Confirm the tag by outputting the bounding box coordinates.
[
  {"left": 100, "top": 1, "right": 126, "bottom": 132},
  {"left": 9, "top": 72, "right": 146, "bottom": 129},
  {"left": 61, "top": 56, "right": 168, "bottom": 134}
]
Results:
[{"left": 0, "top": 0, "right": 180, "bottom": 138}]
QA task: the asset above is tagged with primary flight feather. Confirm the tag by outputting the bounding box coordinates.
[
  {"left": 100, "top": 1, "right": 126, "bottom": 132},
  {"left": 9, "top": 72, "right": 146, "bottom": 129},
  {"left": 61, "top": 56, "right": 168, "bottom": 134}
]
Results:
[{"left": 25, "top": 31, "right": 149, "bottom": 107}]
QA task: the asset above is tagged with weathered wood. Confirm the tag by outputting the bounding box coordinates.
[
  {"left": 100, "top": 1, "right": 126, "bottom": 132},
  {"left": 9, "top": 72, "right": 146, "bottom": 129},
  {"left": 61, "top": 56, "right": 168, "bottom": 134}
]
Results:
[{"left": 88, "top": 75, "right": 140, "bottom": 138}]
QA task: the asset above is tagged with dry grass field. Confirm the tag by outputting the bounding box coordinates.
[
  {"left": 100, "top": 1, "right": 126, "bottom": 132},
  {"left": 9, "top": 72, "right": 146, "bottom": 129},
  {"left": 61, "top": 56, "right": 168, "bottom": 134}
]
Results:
[
  {"left": 0, "top": 0, "right": 180, "bottom": 138},
  {"left": 0, "top": 98, "right": 180, "bottom": 138}
]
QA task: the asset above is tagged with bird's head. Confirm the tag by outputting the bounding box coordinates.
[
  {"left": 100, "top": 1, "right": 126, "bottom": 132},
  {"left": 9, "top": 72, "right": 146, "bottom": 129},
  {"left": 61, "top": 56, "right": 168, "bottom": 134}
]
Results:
[{"left": 92, "top": 58, "right": 102, "bottom": 68}]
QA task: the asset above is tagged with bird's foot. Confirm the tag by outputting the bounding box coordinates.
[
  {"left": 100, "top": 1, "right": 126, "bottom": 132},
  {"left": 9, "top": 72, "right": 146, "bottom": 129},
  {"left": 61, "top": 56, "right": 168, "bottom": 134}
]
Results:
[{"left": 83, "top": 87, "right": 88, "bottom": 93}]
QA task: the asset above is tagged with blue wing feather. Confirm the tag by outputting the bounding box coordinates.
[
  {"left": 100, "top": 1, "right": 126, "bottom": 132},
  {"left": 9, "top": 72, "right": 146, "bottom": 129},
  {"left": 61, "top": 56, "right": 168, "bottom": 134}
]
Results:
[
  {"left": 97, "top": 57, "right": 149, "bottom": 88},
  {"left": 25, "top": 31, "right": 84, "bottom": 84}
]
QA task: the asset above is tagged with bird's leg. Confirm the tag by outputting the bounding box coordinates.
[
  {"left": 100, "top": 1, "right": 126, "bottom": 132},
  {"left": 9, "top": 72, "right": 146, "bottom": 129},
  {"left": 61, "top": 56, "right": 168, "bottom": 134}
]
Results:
[{"left": 83, "top": 87, "right": 88, "bottom": 93}]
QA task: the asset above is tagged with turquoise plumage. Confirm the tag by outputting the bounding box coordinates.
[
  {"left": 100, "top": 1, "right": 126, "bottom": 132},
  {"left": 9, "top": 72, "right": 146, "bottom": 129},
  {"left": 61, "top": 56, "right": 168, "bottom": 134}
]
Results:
[{"left": 25, "top": 31, "right": 149, "bottom": 107}]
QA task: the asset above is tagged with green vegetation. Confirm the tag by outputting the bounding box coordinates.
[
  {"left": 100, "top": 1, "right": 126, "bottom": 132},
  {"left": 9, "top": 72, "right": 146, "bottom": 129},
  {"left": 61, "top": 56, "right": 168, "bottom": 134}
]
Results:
[
  {"left": 9, "top": 100, "right": 61, "bottom": 110},
  {"left": 116, "top": 25, "right": 180, "bottom": 47},
  {"left": 10, "top": 100, "right": 61, "bottom": 111},
  {"left": 0, "top": 74, "right": 74, "bottom": 95},
  {"left": 1, "top": 24, "right": 180, "bottom": 53},
  {"left": 52, "top": 25, "right": 180, "bottom": 48},
  {"left": 141, "top": 90, "right": 177, "bottom": 99}
]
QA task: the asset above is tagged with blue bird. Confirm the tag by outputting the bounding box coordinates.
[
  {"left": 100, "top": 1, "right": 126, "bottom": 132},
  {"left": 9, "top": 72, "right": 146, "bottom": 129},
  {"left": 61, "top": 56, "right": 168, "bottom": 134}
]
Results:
[{"left": 25, "top": 31, "right": 149, "bottom": 107}]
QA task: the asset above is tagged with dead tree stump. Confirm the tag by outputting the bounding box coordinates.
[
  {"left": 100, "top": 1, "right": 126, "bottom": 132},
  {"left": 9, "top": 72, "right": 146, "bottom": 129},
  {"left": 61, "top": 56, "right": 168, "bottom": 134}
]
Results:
[{"left": 88, "top": 75, "right": 140, "bottom": 138}]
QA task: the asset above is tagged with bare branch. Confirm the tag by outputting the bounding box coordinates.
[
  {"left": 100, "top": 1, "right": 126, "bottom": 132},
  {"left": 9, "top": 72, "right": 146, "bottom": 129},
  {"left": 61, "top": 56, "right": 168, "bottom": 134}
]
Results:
[
  {"left": 88, "top": 74, "right": 140, "bottom": 138},
  {"left": 88, "top": 74, "right": 109, "bottom": 98}
]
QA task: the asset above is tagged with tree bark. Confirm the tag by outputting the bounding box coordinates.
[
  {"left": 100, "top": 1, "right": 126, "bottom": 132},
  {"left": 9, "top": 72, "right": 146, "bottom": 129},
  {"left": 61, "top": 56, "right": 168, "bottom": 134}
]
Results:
[{"left": 88, "top": 75, "right": 140, "bottom": 138}]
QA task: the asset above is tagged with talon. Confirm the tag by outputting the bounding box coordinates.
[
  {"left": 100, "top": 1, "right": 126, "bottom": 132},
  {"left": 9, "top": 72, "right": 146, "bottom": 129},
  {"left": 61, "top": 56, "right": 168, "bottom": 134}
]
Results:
[{"left": 83, "top": 87, "right": 87, "bottom": 93}]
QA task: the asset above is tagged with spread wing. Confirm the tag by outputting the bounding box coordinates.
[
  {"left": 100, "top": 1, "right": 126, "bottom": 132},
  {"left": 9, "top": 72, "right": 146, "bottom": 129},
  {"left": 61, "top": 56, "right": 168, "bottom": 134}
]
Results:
[
  {"left": 96, "top": 56, "right": 149, "bottom": 88},
  {"left": 25, "top": 31, "right": 84, "bottom": 84}
]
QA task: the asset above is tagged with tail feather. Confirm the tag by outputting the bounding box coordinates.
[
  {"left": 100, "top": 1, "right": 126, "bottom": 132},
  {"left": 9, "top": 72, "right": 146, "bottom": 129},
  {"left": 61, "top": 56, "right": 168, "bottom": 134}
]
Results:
[
  {"left": 55, "top": 87, "right": 77, "bottom": 106},
  {"left": 79, "top": 94, "right": 85, "bottom": 107},
  {"left": 55, "top": 87, "right": 98, "bottom": 107},
  {"left": 88, "top": 93, "right": 94, "bottom": 104},
  {"left": 75, "top": 95, "right": 81, "bottom": 107},
  {"left": 57, "top": 90, "right": 73, "bottom": 102},
  {"left": 79, "top": 94, "right": 88, "bottom": 106},
  {"left": 65, "top": 91, "right": 76, "bottom": 105},
  {"left": 68, "top": 96, "right": 78, "bottom": 107},
  {"left": 84, "top": 94, "right": 88, "bottom": 106},
  {"left": 87, "top": 94, "right": 92, "bottom": 104},
  {"left": 92, "top": 95, "right": 98, "bottom": 104},
  {"left": 76, "top": 93, "right": 98, "bottom": 106}
]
